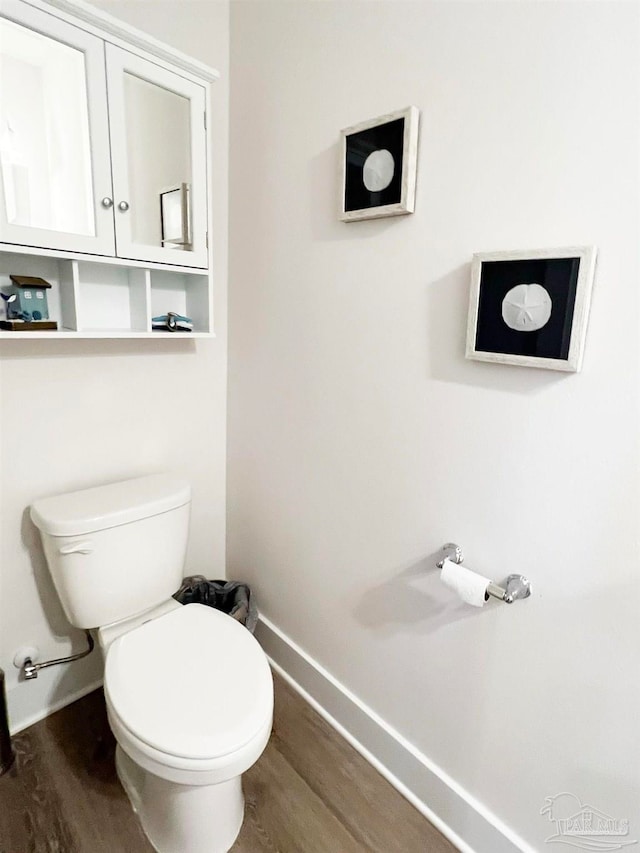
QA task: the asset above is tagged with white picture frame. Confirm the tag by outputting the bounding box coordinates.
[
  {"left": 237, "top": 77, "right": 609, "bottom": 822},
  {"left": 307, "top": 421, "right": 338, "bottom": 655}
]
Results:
[
  {"left": 465, "top": 246, "right": 597, "bottom": 372},
  {"left": 339, "top": 106, "right": 419, "bottom": 222}
]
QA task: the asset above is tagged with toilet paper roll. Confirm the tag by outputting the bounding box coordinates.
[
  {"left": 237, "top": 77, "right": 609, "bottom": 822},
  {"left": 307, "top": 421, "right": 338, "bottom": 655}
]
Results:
[{"left": 440, "top": 558, "right": 490, "bottom": 607}]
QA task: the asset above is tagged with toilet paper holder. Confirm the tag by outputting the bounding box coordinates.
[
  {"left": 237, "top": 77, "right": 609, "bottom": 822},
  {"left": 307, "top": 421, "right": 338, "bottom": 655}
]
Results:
[{"left": 436, "top": 543, "right": 532, "bottom": 604}]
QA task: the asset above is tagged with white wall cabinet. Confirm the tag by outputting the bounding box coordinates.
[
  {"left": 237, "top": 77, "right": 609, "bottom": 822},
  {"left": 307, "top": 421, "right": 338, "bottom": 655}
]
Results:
[{"left": 0, "top": 0, "right": 217, "bottom": 337}]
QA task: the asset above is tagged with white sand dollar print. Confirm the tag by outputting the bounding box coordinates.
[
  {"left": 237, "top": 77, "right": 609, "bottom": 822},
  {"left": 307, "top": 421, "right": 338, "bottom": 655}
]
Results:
[
  {"left": 502, "top": 283, "right": 552, "bottom": 332},
  {"left": 362, "top": 149, "right": 395, "bottom": 192}
]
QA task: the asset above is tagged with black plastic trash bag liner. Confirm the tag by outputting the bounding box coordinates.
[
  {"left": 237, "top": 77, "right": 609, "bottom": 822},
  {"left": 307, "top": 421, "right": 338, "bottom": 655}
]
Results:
[
  {"left": 0, "top": 667, "right": 14, "bottom": 775},
  {"left": 173, "top": 576, "right": 258, "bottom": 633}
]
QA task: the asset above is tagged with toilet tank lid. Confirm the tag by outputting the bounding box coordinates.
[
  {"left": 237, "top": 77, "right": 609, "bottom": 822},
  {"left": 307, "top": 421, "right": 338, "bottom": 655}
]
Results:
[{"left": 30, "top": 474, "right": 191, "bottom": 537}]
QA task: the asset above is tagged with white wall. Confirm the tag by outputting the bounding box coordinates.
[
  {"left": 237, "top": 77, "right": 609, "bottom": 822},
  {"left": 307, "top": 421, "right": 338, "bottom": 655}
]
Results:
[
  {"left": 0, "top": 0, "right": 229, "bottom": 732},
  {"left": 227, "top": 2, "right": 640, "bottom": 850}
]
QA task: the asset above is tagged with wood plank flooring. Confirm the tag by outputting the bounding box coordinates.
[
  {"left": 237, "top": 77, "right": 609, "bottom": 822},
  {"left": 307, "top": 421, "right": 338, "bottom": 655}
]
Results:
[{"left": 0, "top": 672, "right": 457, "bottom": 853}]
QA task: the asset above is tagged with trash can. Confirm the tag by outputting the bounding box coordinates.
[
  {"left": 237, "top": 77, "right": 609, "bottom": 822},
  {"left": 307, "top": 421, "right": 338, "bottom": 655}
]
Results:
[
  {"left": 173, "top": 576, "right": 258, "bottom": 633},
  {"left": 0, "top": 668, "right": 15, "bottom": 776}
]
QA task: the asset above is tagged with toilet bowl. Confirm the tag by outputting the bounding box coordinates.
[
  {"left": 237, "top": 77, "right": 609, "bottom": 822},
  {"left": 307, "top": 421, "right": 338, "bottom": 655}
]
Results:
[
  {"left": 30, "top": 474, "right": 274, "bottom": 853},
  {"left": 104, "top": 603, "right": 273, "bottom": 853}
]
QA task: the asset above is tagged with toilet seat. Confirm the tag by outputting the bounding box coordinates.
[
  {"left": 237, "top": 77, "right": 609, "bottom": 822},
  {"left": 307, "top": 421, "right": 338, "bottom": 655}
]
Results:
[
  {"left": 104, "top": 603, "right": 273, "bottom": 783},
  {"left": 107, "top": 700, "right": 273, "bottom": 785}
]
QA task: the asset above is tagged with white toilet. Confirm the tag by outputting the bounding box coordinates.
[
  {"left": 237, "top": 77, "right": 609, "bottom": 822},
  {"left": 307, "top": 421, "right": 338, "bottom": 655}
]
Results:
[{"left": 30, "top": 474, "right": 273, "bottom": 853}]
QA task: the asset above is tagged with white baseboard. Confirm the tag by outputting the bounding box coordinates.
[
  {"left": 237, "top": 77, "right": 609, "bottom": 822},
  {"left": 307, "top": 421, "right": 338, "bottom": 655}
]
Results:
[
  {"left": 10, "top": 677, "right": 104, "bottom": 735},
  {"left": 7, "top": 650, "right": 105, "bottom": 735},
  {"left": 256, "top": 615, "right": 534, "bottom": 853}
]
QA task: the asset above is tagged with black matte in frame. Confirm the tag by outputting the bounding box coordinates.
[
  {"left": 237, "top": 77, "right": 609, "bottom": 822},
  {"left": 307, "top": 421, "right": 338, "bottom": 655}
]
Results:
[
  {"left": 475, "top": 258, "right": 580, "bottom": 361},
  {"left": 344, "top": 118, "right": 405, "bottom": 212}
]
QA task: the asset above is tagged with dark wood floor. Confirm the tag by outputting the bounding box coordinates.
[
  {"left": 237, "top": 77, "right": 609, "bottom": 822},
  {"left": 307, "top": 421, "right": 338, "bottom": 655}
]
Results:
[{"left": 0, "top": 671, "right": 457, "bottom": 853}]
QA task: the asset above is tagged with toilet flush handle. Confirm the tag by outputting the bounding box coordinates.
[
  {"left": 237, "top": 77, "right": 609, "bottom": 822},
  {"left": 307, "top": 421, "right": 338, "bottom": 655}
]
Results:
[{"left": 58, "top": 541, "right": 94, "bottom": 555}]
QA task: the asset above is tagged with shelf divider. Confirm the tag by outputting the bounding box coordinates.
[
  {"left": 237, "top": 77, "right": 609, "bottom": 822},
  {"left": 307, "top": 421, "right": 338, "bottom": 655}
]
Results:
[
  {"left": 58, "top": 260, "right": 81, "bottom": 331},
  {"left": 129, "top": 268, "right": 151, "bottom": 333}
]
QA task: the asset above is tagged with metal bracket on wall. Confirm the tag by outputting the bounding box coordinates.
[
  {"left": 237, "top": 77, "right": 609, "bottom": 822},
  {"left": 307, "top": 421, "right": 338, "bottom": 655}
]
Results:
[{"left": 21, "top": 631, "right": 95, "bottom": 680}]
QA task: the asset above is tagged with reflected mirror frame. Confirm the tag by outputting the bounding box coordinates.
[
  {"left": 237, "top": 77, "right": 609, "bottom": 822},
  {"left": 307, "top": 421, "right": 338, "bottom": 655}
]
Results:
[{"left": 160, "top": 182, "right": 192, "bottom": 250}]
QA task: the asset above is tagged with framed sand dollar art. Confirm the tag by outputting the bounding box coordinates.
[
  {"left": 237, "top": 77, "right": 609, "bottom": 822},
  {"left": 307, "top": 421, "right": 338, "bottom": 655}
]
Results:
[
  {"left": 340, "top": 106, "right": 419, "bottom": 222},
  {"left": 466, "top": 247, "right": 597, "bottom": 372}
]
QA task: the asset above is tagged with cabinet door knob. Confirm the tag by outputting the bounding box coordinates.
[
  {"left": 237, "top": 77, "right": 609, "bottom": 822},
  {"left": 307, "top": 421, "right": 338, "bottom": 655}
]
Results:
[
  {"left": 101, "top": 197, "right": 114, "bottom": 208},
  {"left": 118, "top": 200, "right": 130, "bottom": 212}
]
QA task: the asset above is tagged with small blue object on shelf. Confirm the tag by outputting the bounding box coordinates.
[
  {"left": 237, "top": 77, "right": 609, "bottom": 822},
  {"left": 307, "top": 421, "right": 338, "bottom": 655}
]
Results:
[
  {"left": 7, "top": 276, "right": 51, "bottom": 320},
  {"left": 152, "top": 312, "right": 193, "bottom": 332}
]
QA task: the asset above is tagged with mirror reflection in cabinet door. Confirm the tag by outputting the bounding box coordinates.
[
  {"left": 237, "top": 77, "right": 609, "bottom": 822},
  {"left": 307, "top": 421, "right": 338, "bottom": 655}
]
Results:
[
  {"left": 0, "top": 17, "right": 95, "bottom": 236},
  {"left": 123, "top": 72, "right": 192, "bottom": 252}
]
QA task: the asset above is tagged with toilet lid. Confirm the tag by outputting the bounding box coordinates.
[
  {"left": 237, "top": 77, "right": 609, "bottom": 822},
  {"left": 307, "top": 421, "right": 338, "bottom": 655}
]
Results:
[{"left": 105, "top": 604, "right": 273, "bottom": 761}]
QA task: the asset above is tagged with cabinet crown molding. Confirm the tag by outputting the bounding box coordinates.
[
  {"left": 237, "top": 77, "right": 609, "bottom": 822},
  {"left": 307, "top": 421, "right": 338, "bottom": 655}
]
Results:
[{"left": 32, "top": 0, "right": 220, "bottom": 82}]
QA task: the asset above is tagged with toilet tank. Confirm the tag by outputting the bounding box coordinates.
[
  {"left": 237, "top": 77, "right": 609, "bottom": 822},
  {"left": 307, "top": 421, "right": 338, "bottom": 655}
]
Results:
[{"left": 30, "top": 475, "right": 191, "bottom": 629}]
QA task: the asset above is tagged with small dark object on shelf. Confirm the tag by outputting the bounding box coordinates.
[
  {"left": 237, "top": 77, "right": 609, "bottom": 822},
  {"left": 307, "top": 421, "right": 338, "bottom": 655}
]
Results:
[
  {"left": 152, "top": 311, "right": 193, "bottom": 332},
  {"left": 0, "top": 320, "right": 58, "bottom": 331},
  {"left": 9, "top": 275, "right": 52, "bottom": 288}
]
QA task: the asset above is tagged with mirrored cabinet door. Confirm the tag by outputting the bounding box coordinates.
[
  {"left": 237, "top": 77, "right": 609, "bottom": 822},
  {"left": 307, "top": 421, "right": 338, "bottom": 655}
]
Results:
[
  {"left": 105, "top": 45, "right": 208, "bottom": 269},
  {"left": 0, "top": 0, "right": 115, "bottom": 255}
]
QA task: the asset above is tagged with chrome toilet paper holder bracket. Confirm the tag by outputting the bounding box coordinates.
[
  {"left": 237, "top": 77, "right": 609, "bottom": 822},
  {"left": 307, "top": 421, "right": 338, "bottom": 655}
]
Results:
[{"left": 436, "top": 543, "right": 532, "bottom": 604}]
